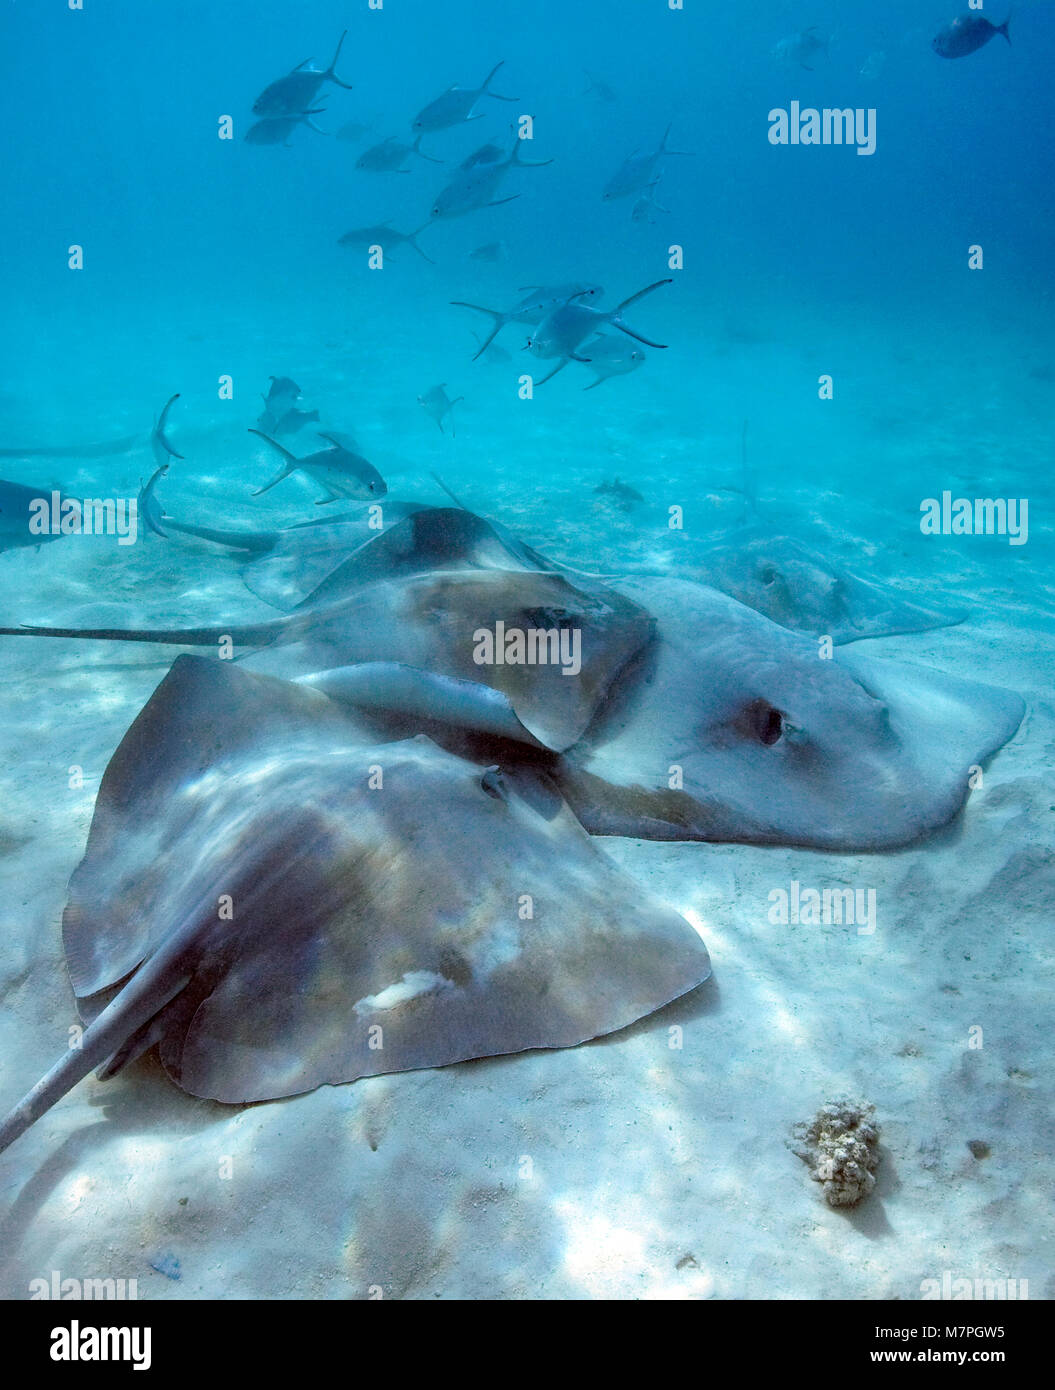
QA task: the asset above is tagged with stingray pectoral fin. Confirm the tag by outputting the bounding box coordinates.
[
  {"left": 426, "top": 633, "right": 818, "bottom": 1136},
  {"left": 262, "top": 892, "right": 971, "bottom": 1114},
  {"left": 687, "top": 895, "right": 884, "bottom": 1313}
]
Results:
[{"left": 298, "top": 663, "right": 548, "bottom": 748}]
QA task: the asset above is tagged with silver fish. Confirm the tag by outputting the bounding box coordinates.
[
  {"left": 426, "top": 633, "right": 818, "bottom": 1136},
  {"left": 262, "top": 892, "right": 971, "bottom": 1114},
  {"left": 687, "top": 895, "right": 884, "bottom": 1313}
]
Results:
[
  {"left": 430, "top": 138, "right": 553, "bottom": 221},
  {"left": 337, "top": 222, "right": 435, "bottom": 263},
  {"left": 450, "top": 283, "right": 604, "bottom": 360},
  {"left": 336, "top": 119, "right": 372, "bottom": 143},
  {"left": 772, "top": 26, "right": 830, "bottom": 71},
  {"left": 602, "top": 123, "right": 691, "bottom": 201},
  {"left": 468, "top": 240, "right": 507, "bottom": 263},
  {"left": 252, "top": 31, "right": 353, "bottom": 116},
  {"left": 418, "top": 384, "right": 463, "bottom": 436},
  {"left": 355, "top": 133, "right": 443, "bottom": 172},
  {"left": 249, "top": 430, "right": 387, "bottom": 504},
  {"left": 631, "top": 183, "right": 670, "bottom": 223},
  {"left": 583, "top": 69, "right": 618, "bottom": 103},
  {"left": 526, "top": 280, "right": 670, "bottom": 386},
  {"left": 412, "top": 61, "right": 519, "bottom": 134},
  {"left": 580, "top": 334, "right": 646, "bottom": 390},
  {"left": 244, "top": 110, "right": 327, "bottom": 145}
]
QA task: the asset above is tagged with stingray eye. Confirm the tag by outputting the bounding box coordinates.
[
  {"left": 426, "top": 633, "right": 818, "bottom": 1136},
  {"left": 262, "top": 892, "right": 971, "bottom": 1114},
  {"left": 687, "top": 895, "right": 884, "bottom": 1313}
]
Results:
[
  {"left": 480, "top": 766, "right": 507, "bottom": 800},
  {"left": 759, "top": 565, "right": 779, "bottom": 587},
  {"left": 744, "top": 698, "right": 785, "bottom": 746}
]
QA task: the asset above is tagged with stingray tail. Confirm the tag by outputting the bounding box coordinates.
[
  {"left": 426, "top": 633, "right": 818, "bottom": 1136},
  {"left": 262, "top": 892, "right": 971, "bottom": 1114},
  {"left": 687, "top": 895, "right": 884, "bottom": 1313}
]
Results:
[
  {"left": 0, "top": 617, "right": 287, "bottom": 646},
  {"left": 0, "top": 958, "right": 192, "bottom": 1156},
  {"left": 450, "top": 301, "right": 508, "bottom": 359},
  {"left": 326, "top": 29, "right": 354, "bottom": 88}
]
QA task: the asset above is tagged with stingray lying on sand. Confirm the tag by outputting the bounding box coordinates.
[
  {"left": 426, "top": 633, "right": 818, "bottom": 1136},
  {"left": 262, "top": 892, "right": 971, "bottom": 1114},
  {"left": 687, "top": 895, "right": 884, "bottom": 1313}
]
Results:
[
  {"left": 1, "top": 506, "right": 1024, "bottom": 847},
  {"left": 0, "top": 657, "right": 710, "bottom": 1154},
  {"left": 0, "top": 503, "right": 1024, "bottom": 1150}
]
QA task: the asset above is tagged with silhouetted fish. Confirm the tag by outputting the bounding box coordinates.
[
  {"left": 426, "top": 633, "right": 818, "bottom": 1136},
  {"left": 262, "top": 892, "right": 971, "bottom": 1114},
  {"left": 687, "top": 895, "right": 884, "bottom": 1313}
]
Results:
[
  {"left": 932, "top": 13, "right": 1011, "bottom": 58},
  {"left": 252, "top": 31, "right": 354, "bottom": 116}
]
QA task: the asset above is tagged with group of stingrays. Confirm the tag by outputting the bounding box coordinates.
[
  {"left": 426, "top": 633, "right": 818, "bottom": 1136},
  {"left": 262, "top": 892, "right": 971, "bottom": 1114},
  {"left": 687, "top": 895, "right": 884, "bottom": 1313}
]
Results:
[{"left": 0, "top": 456, "right": 1025, "bottom": 1156}]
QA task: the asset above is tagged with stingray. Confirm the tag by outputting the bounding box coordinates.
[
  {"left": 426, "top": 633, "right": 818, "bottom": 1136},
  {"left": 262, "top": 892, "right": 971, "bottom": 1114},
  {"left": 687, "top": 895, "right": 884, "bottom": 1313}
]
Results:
[
  {"left": 0, "top": 657, "right": 711, "bottom": 1154},
  {"left": 0, "top": 478, "right": 65, "bottom": 552},
  {"left": 0, "top": 509, "right": 1024, "bottom": 847},
  {"left": 677, "top": 528, "right": 967, "bottom": 644},
  {"left": 0, "top": 507, "right": 652, "bottom": 755},
  {"left": 552, "top": 576, "right": 1025, "bottom": 850}
]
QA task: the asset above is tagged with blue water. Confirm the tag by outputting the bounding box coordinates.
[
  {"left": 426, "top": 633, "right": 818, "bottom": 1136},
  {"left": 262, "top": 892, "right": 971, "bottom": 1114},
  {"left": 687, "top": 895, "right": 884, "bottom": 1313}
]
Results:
[{"left": 0, "top": 0, "right": 1052, "bottom": 1304}]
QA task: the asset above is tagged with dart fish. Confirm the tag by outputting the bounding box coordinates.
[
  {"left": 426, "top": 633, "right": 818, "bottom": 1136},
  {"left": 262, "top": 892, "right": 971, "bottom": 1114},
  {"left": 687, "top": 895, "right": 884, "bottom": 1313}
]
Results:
[
  {"left": 932, "top": 13, "right": 1011, "bottom": 58},
  {"left": 252, "top": 30, "right": 354, "bottom": 116},
  {"left": 772, "top": 26, "right": 830, "bottom": 71},
  {"left": 249, "top": 431, "right": 387, "bottom": 504},
  {"left": 337, "top": 223, "right": 435, "bottom": 263},
  {"left": 450, "top": 283, "right": 604, "bottom": 360},
  {"left": 602, "top": 123, "right": 691, "bottom": 201},
  {"left": 526, "top": 280, "right": 671, "bottom": 385},
  {"left": 469, "top": 240, "right": 507, "bottom": 263},
  {"left": 430, "top": 137, "right": 553, "bottom": 221},
  {"left": 412, "top": 61, "right": 519, "bottom": 134},
  {"left": 355, "top": 134, "right": 443, "bottom": 172},
  {"left": 244, "top": 111, "right": 327, "bottom": 145},
  {"left": 581, "top": 335, "right": 646, "bottom": 390},
  {"left": 418, "top": 385, "right": 463, "bottom": 436}
]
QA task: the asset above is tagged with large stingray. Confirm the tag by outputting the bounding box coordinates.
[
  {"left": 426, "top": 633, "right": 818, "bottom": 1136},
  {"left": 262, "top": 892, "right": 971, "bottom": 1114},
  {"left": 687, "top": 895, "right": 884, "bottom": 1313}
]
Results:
[
  {"left": 1, "top": 508, "right": 652, "bottom": 755},
  {"left": 679, "top": 528, "right": 966, "bottom": 644},
  {"left": 0, "top": 656, "right": 710, "bottom": 1154},
  {"left": 0, "top": 509, "right": 1024, "bottom": 848},
  {"left": 553, "top": 577, "right": 1024, "bottom": 849}
]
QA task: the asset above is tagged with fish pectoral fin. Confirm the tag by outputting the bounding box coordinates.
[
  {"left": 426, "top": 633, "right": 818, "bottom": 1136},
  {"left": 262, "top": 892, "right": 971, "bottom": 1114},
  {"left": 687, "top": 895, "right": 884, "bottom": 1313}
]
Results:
[
  {"left": 486, "top": 195, "right": 521, "bottom": 208},
  {"left": 612, "top": 322, "right": 668, "bottom": 349},
  {"left": 535, "top": 359, "right": 569, "bottom": 386},
  {"left": 571, "top": 353, "right": 592, "bottom": 363}
]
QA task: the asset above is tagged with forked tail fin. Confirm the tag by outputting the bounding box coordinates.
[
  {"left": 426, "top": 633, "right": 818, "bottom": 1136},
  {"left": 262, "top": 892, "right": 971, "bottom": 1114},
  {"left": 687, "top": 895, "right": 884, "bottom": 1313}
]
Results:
[{"left": 326, "top": 29, "right": 354, "bottom": 89}]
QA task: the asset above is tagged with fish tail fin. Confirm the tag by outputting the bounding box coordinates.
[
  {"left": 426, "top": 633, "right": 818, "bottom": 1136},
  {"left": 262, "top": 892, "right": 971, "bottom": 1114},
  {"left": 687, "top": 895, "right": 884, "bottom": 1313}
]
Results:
[
  {"left": 326, "top": 29, "right": 354, "bottom": 88},
  {"left": 408, "top": 228, "right": 437, "bottom": 264},
  {"left": 451, "top": 302, "right": 506, "bottom": 358},
  {"left": 614, "top": 277, "right": 673, "bottom": 313},
  {"left": 248, "top": 428, "right": 300, "bottom": 494},
  {"left": 138, "top": 463, "right": 170, "bottom": 538},
  {"left": 510, "top": 139, "right": 553, "bottom": 168},
  {"left": 155, "top": 392, "right": 183, "bottom": 459},
  {"left": 999, "top": 17, "right": 1011, "bottom": 44},
  {"left": 412, "top": 133, "right": 444, "bottom": 163},
  {"left": 482, "top": 60, "right": 519, "bottom": 100}
]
